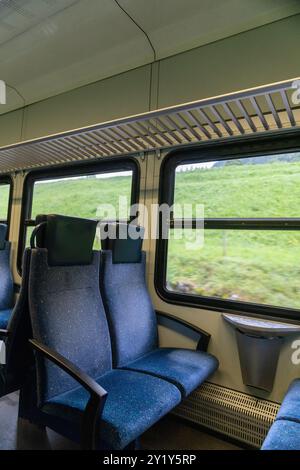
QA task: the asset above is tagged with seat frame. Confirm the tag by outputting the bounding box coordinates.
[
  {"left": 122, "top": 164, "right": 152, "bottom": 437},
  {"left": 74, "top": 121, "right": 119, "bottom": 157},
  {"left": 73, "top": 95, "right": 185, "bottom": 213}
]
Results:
[
  {"left": 155, "top": 310, "right": 211, "bottom": 352},
  {"left": 30, "top": 339, "right": 108, "bottom": 450}
]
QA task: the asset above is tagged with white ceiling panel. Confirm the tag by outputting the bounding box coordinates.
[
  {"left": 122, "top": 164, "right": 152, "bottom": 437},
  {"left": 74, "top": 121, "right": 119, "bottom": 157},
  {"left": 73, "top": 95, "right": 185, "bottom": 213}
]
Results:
[
  {"left": 0, "top": 0, "right": 299, "bottom": 116},
  {"left": 118, "top": 0, "right": 300, "bottom": 59},
  {"left": 0, "top": 0, "right": 152, "bottom": 114}
]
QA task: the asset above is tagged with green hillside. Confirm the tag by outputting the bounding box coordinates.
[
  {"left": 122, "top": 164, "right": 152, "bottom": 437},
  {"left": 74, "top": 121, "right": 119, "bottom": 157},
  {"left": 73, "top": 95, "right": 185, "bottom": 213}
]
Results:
[
  {"left": 31, "top": 174, "right": 132, "bottom": 219},
  {"left": 1, "top": 159, "right": 299, "bottom": 310},
  {"left": 168, "top": 160, "right": 300, "bottom": 310}
]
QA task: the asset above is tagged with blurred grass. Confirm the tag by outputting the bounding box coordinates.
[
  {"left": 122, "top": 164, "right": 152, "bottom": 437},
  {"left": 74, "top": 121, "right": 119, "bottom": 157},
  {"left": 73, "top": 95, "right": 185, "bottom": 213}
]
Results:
[
  {"left": 168, "top": 160, "right": 300, "bottom": 309},
  {"left": 0, "top": 184, "right": 10, "bottom": 220},
  {"left": 2, "top": 159, "right": 300, "bottom": 309}
]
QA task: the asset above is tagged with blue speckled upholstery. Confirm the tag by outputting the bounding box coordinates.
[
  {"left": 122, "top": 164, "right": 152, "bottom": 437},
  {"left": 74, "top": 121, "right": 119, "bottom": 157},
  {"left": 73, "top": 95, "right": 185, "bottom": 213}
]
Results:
[
  {"left": 27, "top": 215, "right": 182, "bottom": 449},
  {"left": 0, "top": 224, "right": 14, "bottom": 327},
  {"left": 275, "top": 379, "right": 300, "bottom": 423},
  {"left": 100, "top": 250, "right": 158, "bottom": 367},
  {"left": 29, "top": 249, "right": 112, "bottom": 403},
  {"left": 261, "top": 419, "right": 300, "bottom": 450},
  {"left": 0, "top": 309, "right": 13, "bottom": 329},
  {"left": 122, "top": 348, "right": 219, "bottom": 396},
  {"left": 261, "top": 379, "right": 300, "bottom": 449},
  {"left": 100, "top": 230, "right": 218, "bottom": 397},
  {"left": 43, "top": 369, "right": 181, "bottom": 450}
]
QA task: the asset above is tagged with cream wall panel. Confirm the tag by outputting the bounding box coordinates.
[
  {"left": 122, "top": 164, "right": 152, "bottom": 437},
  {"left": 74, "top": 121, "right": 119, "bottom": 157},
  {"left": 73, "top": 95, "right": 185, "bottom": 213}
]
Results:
[
  {"left": 147, "top": 152, "right": 300, "bottom": 405},
  {"left": 9, "top": 172, "right": 24, "bottom": 283},
  {"left": 0, "top": 109, "right": 24, "bottom": 147},
  {"left": 22, "top": 66, "right": 152, "bottom": 141},
  {"left": 158, "top": 14, "right": 300, "bottom": 107},
  {"left": 0, "top": 65, "right": 151, "bottom": 147}
]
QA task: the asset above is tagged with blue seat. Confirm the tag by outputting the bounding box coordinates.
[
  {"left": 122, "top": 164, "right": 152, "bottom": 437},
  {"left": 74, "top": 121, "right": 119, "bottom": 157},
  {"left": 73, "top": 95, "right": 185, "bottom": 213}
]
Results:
[
  {"left": 0, "top": 223, "right": 14, "bottom": 329},
  {"left": 261, "top": 379, "right": 300, "bottom": 450},
  {"left": 261, "top": 419, "right": 300, "bottom": 450},
  {"left": 275, "top": 379, "right": 300, "bottom": 423},
  {"left": 100, "top": 223, "right": 219, "bottom": 398},
  {"left": 25, "top": 215, "right": 181, "bottom": 449},
  {"left": 120, "top": 348, "right": 218, "bottom": 396},
  {"left": 44, "top": 369, "right": 180, "bottom": 450},
  {"left": 0, "top": 249, "right": 33, "bottom": 397},
  {"left": 0, "top": 309, "right": 13, "bottom": 329}
]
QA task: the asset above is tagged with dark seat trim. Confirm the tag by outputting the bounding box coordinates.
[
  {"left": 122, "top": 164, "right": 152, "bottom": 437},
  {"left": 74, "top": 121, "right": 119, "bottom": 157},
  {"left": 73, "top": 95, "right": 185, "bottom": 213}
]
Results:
[
  {"left": 30, "top": 339, "right": 108, "bottom": 450},
  {"left": 0, "top": 329, "right": 9, "bottom": 338},
  {"left": 155, "top": 311, "right": 211, "bottom": 351}
]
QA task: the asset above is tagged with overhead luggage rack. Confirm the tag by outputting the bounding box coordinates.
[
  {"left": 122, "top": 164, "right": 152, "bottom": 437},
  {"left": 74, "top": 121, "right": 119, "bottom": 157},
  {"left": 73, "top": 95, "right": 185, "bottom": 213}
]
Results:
[{"left": 0, "top": 78, "right": 300, "bottom": 174}]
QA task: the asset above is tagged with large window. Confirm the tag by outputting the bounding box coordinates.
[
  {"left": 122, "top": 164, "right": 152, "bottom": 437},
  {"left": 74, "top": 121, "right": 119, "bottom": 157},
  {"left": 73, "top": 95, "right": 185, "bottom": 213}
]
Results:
[
  {"left": 18, "top": 159, "right": 138, "bottom": 271},
  {"left": 157, "top": 138, "right": 300, "bottom": 319}
]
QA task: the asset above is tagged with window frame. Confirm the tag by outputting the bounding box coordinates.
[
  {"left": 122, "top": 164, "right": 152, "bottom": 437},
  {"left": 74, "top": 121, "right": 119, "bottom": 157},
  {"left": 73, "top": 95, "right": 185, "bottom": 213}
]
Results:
[
  {"left": 156, "top": 131, "right": 300, "bottom": 321},
  {"left": 18, "top": 157, "right": 140, "bottom": 273},
  {"left": 0, "top": 174, "right": 13, "bottom": 236}
]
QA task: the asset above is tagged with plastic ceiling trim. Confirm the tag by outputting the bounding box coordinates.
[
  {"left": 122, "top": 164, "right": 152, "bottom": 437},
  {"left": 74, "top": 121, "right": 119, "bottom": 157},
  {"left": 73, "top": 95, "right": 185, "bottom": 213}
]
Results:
[{"left": 0, "top": 77, "right": 299, "bottom": 174}]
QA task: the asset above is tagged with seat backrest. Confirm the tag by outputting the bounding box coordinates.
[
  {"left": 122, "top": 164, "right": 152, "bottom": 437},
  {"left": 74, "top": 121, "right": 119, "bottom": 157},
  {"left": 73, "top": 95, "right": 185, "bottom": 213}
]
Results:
[
  {"left": 0, "top": 224, "right": 13, "bottom": 310},
  {"left": 29, "top": 215, "right": 112, "bottom": 403},
  {"left": 4, "top": 248, "right": 33, "bottom": 394},
  {"left": 100, "top": 223, "right": 158, "bottom": 367}
]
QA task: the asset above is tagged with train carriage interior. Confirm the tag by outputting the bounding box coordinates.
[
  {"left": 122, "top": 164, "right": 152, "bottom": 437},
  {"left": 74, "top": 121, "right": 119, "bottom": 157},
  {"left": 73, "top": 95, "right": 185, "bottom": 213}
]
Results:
[{"left": 0, "top": 0, "right": 300, "bottom": 457}]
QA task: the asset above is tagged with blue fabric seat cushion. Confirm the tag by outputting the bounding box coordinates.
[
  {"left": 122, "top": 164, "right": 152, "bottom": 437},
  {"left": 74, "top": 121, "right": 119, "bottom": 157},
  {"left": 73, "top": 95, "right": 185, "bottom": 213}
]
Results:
[
  {"left": 43, "top": 369, "right": 181, "bottom": 450},
  {"left": 261, "top": 419, "right": 300, "bottom": 450},
  {"left": 121, "top": 347, "right": 219, "bottom": 397},
  {"left": 275, "top": 379, "right": 300, "bottom": 423},
  {"left": 0, "top": 309, "right": 13, "bottom": 329}
]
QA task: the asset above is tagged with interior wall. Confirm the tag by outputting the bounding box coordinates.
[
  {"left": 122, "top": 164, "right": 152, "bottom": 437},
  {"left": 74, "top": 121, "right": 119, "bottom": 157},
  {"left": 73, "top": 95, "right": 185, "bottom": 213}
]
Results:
[
  {"left": 0, "top": 14, "right": 299, "bottom": 147},
  {"left": 4, "top": 14, "right": 300, "bottom": 404},
  {"left": 145, "top": 152, "right": 300, "bottom": 405}
]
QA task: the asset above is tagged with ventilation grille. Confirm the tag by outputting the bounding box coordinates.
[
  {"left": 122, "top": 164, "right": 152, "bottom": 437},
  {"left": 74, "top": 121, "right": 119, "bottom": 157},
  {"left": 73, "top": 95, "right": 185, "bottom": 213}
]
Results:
[
  {"left": 0, "top": 78, "right": 299, "bottom": 174},
  {"left": 172, "top": 382, "right": 280, "bottom": 448}
]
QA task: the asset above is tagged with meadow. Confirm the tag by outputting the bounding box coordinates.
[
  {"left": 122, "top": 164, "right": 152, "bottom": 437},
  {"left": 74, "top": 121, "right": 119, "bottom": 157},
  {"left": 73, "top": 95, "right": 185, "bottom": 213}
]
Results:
[
  {"left": 1, "top": 158, "right": 299, "bottom": 310},
  {"left": 168, "top": 159, "right": 300, "bottom": 309}
]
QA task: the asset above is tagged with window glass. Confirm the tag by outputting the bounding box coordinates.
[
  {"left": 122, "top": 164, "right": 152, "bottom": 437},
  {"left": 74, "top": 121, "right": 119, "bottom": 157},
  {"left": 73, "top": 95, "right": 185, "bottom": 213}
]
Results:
[
  {"left": 31, "top": 171, "right": 133, "bottom": 220},
  {"left": 167, "top": 229, "right": 300, "bottom": 310},
  {"left": 174, "top": 153, "right": 300, "bottom": 218},
  {"left": 27, "top": 170, "right": 133, "bottom": 249},
  {"left": 166, "top": 151, "right": 300, "bottom": 312},
  {"left": 0, "top": 183, "right": 10, "bottom": 221}
]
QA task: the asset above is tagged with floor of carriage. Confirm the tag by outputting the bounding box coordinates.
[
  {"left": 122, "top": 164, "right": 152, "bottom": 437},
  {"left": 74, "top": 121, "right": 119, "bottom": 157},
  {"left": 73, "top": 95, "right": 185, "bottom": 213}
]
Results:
[{"left": 0, "top": 392, "right": 241, "bottom": 450}]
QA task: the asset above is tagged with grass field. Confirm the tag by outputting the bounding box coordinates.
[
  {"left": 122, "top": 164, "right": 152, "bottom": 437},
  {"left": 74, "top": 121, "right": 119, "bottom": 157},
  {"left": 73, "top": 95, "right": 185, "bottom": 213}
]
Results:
[
  {"left": 168, "top": 158, "right": 300, "bottom": 309},
  {"left": 31, "top": 173, "right": 133, "bottom": 220},
  {"left": 0, "top": 184, "right": 10, "bottom": 220},
  {"left": 1, "top": 158, "right": 299, "bottom": 310}
]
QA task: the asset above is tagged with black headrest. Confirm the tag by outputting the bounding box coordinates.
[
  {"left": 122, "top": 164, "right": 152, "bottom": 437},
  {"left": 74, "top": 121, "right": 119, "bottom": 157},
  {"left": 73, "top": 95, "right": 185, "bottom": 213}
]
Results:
[
  {"left": 0, "top": 223, "right": 7, "bottom": 250},
  {"left": 33, "top": 214, "right": 97, "bottom": 266},
  {"left": 101, "top": 223, "right": 144, "bottom": 264}
]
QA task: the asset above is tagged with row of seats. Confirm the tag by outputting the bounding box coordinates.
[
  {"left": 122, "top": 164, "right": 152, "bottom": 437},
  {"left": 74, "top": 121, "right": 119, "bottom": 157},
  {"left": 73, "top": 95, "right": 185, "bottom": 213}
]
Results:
[
  {"left": 262, "top": 379, "right": 300, "bottom": 450},
  {"left": 5, "top": 214, "right": 299, "bottom": 450},
  {"left": 0, "top": 214, "right": 218, "bottom": 449}
]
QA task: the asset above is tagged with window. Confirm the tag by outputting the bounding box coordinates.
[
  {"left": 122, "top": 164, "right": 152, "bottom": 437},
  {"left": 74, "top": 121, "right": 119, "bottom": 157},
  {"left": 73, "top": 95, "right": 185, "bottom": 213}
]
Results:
[
  {"left": 157, "top": 137, "right": 300, "bottom": 319},
  {"left": 0, "top": 180, "right": 11, "bottom": 223},
  {"left": 18, "top": 159, "right": 139, "bottom": 271}
]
